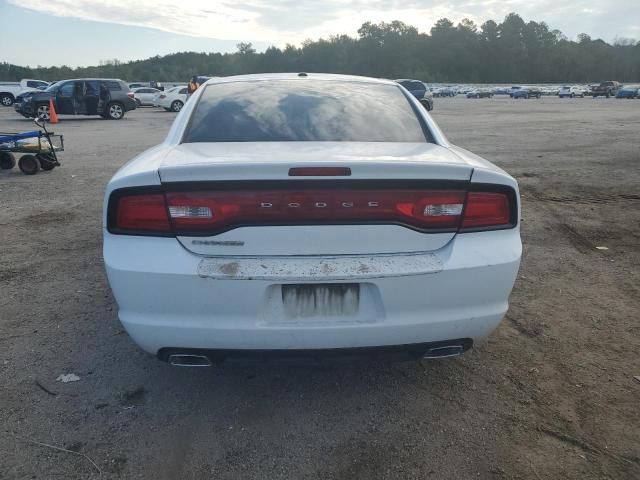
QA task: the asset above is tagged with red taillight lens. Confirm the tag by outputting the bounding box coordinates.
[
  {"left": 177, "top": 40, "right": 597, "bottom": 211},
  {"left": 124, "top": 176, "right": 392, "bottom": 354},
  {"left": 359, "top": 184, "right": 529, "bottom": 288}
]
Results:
[
  {"left": 461, "top": 192, "right": 510, "bottom": 228},
  {"left": 127, "top": 92, "right": 135, "bottom": 99},
  {"left": 159, "top": 94, "right": 166, "bottom": 99},
  {"left": 165, "top": 190, "right": 467, "bottom": 234},
  {"left": 108, "top": 187, "right": 514, "bottom": 236},
  {"left": 114, "top": 194, "right": 171, "bottom": 233}
]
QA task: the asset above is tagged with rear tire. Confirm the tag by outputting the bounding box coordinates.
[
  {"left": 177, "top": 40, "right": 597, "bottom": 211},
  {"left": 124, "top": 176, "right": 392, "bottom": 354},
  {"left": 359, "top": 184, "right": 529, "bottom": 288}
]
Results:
[
  {"left": 18, "top": 154, "right": 39, "bottom": 175},
  {"left": 0, "top": 94, "right": 14, "bottom": 107},
  {"left": 106, "top": 102, "right": 125, "bottom": 120},
  {"left": 37, "top": 153, "right": 56, "bottom": 171},
  {"left": 171, "top": 100, "right": 184, "bottom": 112},
  {"left": 0, "top": 152, "right": 16, "bottom": 170}
]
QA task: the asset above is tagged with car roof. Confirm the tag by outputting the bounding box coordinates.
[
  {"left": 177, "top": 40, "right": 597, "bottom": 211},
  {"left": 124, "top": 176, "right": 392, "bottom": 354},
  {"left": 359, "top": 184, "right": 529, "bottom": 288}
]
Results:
[{"left": 202, "top": 73, "right": 399, "bottom": 87}]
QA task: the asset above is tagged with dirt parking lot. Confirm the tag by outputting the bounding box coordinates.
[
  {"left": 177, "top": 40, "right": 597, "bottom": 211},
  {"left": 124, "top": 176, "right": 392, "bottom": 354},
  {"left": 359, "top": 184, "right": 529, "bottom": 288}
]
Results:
[{"left": 1, "top": 96, "right": 638, "bottom": 479}]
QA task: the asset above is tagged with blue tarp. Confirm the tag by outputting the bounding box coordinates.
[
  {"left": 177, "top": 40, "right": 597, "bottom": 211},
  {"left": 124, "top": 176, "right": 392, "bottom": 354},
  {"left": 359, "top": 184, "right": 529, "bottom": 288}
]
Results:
[{"left": 0, "top": 131, "right": 41, "bottom": 143}]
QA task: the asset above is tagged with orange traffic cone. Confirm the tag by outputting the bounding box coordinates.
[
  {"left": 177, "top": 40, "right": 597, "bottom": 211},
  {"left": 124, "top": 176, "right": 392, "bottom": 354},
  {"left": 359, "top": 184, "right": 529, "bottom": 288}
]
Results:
[{"left": 48, "top": 98, "right": 59, "bottom": 124}]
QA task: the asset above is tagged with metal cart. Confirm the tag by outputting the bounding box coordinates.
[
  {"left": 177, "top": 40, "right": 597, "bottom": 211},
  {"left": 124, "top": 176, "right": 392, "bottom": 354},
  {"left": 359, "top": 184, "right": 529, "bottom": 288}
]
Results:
[{"left": 0, "top": 119, "right": 64, "bottom": 175}]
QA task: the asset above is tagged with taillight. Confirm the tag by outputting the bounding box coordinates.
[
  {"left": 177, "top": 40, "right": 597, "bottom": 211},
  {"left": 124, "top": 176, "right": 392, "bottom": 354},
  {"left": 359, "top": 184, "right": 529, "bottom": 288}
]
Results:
[
  {"left": 159, "top": 94, "right": 166, "bottom": 99},
  {"left": 164, "top": 190, "right": 467, "bottom": 234},
  {"left": 127, "top": 92, "right": 135, "bottom": 99},
  {"left": 112, "top": 194, "right": 171, "bottom": 233},
  {"left": 107, "top": 186, "right": 515, "bottom": 236},
  {"left": 461, "top": 192, "right": 511, "bottom": 229}
]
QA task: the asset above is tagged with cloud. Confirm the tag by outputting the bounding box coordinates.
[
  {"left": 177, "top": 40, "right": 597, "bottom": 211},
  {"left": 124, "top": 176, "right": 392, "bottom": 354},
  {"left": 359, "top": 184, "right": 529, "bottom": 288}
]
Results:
[{"left": 8, "top": 0, "right": 640, "bottom": 45}]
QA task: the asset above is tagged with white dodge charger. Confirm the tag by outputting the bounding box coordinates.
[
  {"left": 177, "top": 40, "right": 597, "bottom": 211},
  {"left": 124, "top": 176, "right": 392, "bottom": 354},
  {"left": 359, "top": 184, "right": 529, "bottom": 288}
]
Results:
[{"left": 103, "top": 73, "right": 522, "bottom": 366}]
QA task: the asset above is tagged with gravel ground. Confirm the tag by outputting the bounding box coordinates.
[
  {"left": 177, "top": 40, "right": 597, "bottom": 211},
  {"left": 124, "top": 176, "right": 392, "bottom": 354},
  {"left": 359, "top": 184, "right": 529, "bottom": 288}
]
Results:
[{"left": 0, "top": 96, "right": 638, "bottom": 479}]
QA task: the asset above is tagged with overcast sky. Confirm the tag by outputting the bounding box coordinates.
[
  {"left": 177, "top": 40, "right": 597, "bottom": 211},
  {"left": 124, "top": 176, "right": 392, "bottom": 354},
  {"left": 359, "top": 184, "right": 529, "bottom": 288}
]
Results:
[{"left": 1, "top": 0, "right": 638, "bottom": 67}]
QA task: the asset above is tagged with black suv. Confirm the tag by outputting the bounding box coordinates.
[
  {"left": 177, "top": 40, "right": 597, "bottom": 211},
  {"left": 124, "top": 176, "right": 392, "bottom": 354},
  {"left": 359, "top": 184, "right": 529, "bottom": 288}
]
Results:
[
  {"left": 395, "top": 79, "right": 434, "bottom": 111},
  {"left": 14, "top": 79, "right": 137, "bottom": 120}
]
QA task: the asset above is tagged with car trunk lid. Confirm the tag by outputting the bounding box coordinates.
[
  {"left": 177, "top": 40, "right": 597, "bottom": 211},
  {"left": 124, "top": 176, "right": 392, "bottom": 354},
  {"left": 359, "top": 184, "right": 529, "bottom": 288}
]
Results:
[{"left": 158, "top": 142, "right": 474, "bottom": 256}]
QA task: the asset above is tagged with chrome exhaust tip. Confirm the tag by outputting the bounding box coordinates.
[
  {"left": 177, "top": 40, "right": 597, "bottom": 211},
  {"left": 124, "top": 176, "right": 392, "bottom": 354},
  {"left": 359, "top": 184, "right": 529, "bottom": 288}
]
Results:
[
  {"left": 168, "top": 354, "right": 212, "bottom": 367},
  {"left": 422, "top": 345, "right": 464, "bottom": 359}
]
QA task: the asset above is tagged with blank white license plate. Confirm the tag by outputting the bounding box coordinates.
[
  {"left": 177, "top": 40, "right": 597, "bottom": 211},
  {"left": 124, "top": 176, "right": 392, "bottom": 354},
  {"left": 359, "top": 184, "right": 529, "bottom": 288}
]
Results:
[{"left": 282, "top": 284, "right": 360, "bottom": 318}]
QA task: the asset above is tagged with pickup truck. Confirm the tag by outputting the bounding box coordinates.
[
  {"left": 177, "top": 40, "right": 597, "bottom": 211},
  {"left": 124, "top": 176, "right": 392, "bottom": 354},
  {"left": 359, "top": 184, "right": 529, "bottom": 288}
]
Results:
[
  {"left": 590, "top": 81, "right": 621, "bottom": 98},
  {"left": 0, "top": 79, "right": 50, "bottom": 107}
]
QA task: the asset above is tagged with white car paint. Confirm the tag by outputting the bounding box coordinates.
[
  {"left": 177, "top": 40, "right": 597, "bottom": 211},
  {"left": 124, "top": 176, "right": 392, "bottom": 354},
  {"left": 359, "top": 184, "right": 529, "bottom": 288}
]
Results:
[
  {"left": 155, "top": 86, "right": 188, "bottom": 112},
  {"left": 558, "top": 86, "right": 586, "bottom": 98},
  {"left": 103, "top": 73, "right": 521, "bottom": 362},
  {"left": 132, "top": 87, "right": 161, "bottom": 106},
  {"left": 0, "top": 79, "right": 49, "bottom": 106}
]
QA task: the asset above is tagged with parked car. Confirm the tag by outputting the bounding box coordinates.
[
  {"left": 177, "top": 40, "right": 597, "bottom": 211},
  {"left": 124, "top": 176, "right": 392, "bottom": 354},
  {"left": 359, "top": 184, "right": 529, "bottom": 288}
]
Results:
[
  {"left": 558, "top": 86, "right": 585, "bottom": 98},
  {"left": 466, "top": 88, "right": 493, "bottom": 98},
  {"left": 132, "top": 87, "right": 162, "bottom": 106},
  {"left": 508, "top": 86, "right": 522, "bottom": 97},
  {"left": 0, "top": 79, "right": 49, "bottom": 107},
  {"left": 396, "top": 79, "right": 434, "bottom": 111},
  {"left": 590, "top": 81, "right": 621, "bottom": 98},
  {"left": 512, "top": 87, "right": 541, "bottom": 99},
  {"left": 155, "top": 86, "right": 188, "bottom": 112},
  {"left": 615, "top": 87, "right": 638, "bottom": 99},
  {"left": 432, "top": 87, "right": 456, "bottom": 97},
  {"left": 151, "top": 88, "right": 170, "bottom": 106},
  {"left": 103, "top": 73, "right": 521, "bottom": 366},
  {"left": 14, "top": 78, "right": 136, "bottom": 120}
]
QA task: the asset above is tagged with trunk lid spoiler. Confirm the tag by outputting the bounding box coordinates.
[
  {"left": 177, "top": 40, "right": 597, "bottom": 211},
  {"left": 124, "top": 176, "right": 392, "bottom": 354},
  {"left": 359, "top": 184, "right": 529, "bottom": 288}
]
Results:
[{"left": 158, "top": 142, "right": 474, "bottom": 183}]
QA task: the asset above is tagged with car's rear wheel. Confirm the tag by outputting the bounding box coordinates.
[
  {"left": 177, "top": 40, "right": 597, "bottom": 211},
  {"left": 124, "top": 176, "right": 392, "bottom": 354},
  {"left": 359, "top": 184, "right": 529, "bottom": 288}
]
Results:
[
  {"left": 18, "top": 155, "right": 39, "bottom": 175},
  {"left": 0, "top": 152, "right": 16, "bottom": 170},
  {"left": 1, "top": 94, "right": 14, "bottom": 107},
  {"left": 171, "top": 100, "right": 184, "bottom": 112},
  {"left": 106, "top": 102, "right": 125, "bottom": 120},
  {"left": 36, "top": 103, "right": 50, "bottom": 121}
]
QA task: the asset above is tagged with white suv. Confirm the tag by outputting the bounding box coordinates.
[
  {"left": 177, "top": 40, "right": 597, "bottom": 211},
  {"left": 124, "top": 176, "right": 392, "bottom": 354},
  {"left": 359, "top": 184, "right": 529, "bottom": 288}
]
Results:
[
  {"left": 103, "top": 73, "right": 522, "bottom": 366},
  {"left": 559, "top": 86, "right": 585, "bottom": 98}
]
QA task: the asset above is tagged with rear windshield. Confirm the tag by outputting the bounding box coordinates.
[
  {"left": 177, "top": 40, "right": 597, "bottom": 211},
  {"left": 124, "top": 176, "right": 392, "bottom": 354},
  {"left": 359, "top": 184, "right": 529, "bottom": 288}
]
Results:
[
  {"left": 183, "top": 80, "right": 429, "bottom": 143},
  {"left": 400, "top": 81, "right": 425, "bottom": 90}
]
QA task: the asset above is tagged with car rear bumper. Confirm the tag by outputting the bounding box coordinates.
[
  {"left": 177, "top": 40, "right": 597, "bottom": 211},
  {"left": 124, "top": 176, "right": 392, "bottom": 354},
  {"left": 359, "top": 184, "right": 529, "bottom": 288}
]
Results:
[
  {"left": 104, "top": 229, "right": 521, "bottom": 355},
  {"left": 157, "top": 338, "right": 475, "bottom": 364}
]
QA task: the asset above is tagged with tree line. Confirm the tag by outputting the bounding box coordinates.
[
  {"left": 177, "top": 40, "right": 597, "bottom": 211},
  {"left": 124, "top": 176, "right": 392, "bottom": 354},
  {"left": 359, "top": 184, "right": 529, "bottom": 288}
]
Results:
[{"left": 2, "top": 13, "right": 639, "bottom": 84}]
